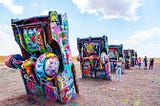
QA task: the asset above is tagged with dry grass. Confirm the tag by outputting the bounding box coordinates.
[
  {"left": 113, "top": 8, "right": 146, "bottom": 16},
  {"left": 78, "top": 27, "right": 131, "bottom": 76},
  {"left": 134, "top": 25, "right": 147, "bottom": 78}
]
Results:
[
  {"left": 152, "top": 58, "right": 160, "bottom": 63},
  {"left": 0, "top": 56, "right": 7, "bottom": 64}
]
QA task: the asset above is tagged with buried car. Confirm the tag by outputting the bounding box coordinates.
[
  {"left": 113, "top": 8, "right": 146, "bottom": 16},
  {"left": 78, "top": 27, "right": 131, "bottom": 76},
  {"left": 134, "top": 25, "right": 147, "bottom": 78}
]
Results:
[
  {"left": 77, "top": 36, "right": 111, "bottom": 81},
  {"left": 5, "top": 11, "right": 79, "bottom": 104},
  {"left": 108, "top": 44, "right": 123, "bottom": 72}
]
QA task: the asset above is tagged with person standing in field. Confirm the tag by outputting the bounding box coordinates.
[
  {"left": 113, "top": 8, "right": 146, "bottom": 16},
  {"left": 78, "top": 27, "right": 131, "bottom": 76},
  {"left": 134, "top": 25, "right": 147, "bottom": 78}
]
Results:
[
  {"left": 121, "top": 57, "right": 125, "bottom": 74},
  {"left": 115, "top": 60, "right": 122, "bottom": 81},
  {"left": 137, "top": 57, "right": 142, "bottom": 70},
  {"left": 149, "top": 58, "right": 154, "bottom": 70},
  {"left": 143, "top": 56, "right": 148, "bottom": 70}
]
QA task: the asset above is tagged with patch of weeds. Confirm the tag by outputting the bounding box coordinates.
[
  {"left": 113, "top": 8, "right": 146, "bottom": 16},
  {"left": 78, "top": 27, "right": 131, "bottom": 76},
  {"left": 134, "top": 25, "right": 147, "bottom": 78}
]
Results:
[
  {"left": 122, "top": 99, "right": 129, "bottom": 104},
  {"left": 9, "top": 69, "right": 17, "bottom": 73},
  {"left": 0, "top": 68, "right": 7, "bottom": 70},
  {"left": 134, "top": 99, "right": 141, "bottom": 106},
  {"left": 0, "top": 75, "right": 3, "bottom": 78},
  {"left": 157, "top": 76, "right": 160, "bottom": 81}
]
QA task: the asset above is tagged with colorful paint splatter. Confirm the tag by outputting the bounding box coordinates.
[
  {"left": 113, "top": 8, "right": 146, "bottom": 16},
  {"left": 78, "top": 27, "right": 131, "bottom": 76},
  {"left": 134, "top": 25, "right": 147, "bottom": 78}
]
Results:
[
  {"left": 5, "top": 11, "right": 78, "bottom": 104},
  {"left": 108, "top": 44, "right": 123, "bottom": 71},
  {"left": 77, "top": 36, "right": 111, "bottom": 80}
]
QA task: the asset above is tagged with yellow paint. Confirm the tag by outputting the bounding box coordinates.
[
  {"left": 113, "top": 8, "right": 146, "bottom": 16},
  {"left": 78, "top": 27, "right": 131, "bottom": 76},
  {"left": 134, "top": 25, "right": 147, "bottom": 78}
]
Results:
[
  {"left": 86, "top": 43, "right": 94, "bottom": 53},
  {"left": 50, "top": 11, "right": 57, "bottom": 22},
  {"left": 47, "top": 77, "right": 52, "bottom": 81},
  {"left": 22, "top": 58, "right": 34, "bottom": 67}
]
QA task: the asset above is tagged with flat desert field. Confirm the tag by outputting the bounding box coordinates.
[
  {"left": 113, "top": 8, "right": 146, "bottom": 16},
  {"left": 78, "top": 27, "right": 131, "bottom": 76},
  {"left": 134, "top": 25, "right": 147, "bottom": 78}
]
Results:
[{"left": 0, "top": 57, "right": 160, "bottom": 106}]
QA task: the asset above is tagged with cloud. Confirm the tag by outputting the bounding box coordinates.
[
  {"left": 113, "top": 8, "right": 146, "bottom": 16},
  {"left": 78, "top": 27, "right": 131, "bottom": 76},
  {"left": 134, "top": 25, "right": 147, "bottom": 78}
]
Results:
[
  {"left": 110, "top": 27, "right": 160, "bottom": 57},
  {"left": 130, "top": 28, "right": 160, "bottom": 44},
  {"left": 128, "top": 28, "right": 160, "bottom": 57},
  {"left": 40, "top": 9, "right": 48, "bottom": 15},
  {"left": 33, "top": 2, "right": 38, "bottom": 7},
  {"left": 72, "top": 0, "right": 142, "bottom": 21},
  {"left": 0, "top": 0, "right": 24, "bottom": 14},
  {"left": 0, "top": 25, "right": 21, "bottom": 55}
]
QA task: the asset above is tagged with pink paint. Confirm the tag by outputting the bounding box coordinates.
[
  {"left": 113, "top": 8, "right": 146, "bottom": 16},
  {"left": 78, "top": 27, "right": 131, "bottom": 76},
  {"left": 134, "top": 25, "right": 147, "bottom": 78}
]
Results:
[{"left": 45, "top": 85, "right": 57, "bottom": 101}]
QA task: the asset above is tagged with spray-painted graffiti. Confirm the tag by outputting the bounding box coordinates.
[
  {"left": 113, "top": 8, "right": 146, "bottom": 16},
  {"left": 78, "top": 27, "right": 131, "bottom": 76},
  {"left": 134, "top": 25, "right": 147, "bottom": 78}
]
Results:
[
  {"left": 44, "top": 84, "right": 58, "bottom": 101},
  {"left": 77, "top": 36, "right": 111, "bottom": 81},
  {"left": 130, "top": 49, "right": 136, "bottom": 67},
  {"left": 123, "top": 49, "right": 131, "bottom": 69},
  {"left": 108, "top": 44, "right": 123, "bottom": 71},
  {"left": 5, "top": 11, "right": 78, "bottom": 104},
  {"left": 123, "top": 49, "right": 137, "bottom": 69}
]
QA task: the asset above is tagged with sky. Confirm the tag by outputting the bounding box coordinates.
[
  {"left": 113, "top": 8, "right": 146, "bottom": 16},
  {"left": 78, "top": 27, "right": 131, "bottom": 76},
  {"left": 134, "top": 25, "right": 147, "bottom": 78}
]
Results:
[{"left": 0, "top": 0, "right": 160, "bottom": 58}]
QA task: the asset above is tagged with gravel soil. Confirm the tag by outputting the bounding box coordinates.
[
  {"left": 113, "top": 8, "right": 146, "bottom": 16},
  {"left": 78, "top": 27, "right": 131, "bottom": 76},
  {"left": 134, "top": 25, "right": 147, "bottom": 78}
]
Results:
[{"left": 0, "top": 62, "right": 160, "bottom": 106}]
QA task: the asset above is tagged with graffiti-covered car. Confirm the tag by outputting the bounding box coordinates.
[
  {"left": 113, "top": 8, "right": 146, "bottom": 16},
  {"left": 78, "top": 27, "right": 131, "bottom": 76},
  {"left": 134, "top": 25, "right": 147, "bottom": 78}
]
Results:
[
  {"left": 130, "top": 49, "right": 136, "bottom": 67},
  {"left": 108, "top": 44, "right": 123, "bottom": 71},
  {"left": 123, "top": 49, "right": 136, "bottom": 68},
  {"left": 77, "top": 36, "right": 111, "bottom": 81},
  {"left": 5, "top": 11, "right": 78, "bottom": 104},
  {"left": 123, "top": 49, "right": 131, "bottom": 69}
]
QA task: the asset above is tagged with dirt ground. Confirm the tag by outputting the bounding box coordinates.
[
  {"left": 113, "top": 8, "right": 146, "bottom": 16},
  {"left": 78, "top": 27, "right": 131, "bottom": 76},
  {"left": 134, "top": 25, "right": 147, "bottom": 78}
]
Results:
[{"left": 0, "top": 62, "right": 160, "bottom": 106}]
